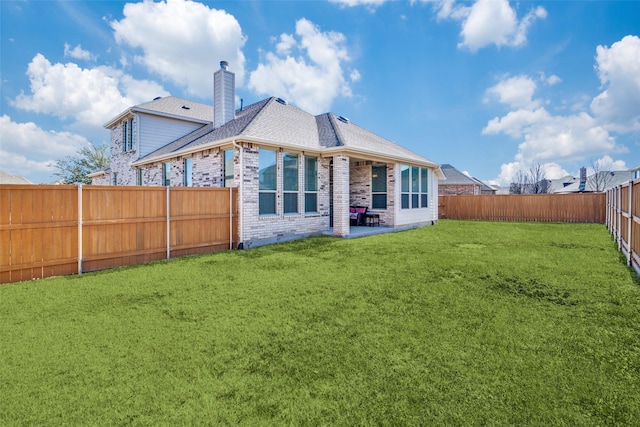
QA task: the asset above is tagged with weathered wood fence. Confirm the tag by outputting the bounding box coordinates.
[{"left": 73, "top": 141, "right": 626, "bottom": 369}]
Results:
[
  {"left": 438, "top": 193, "right": 605, "bottom": 223},
  {"left": 1, "top": 185, "right": 238, "bottom": 284},
  {"left": 606, "top": 179, "right": 640, "bottom": 276}
]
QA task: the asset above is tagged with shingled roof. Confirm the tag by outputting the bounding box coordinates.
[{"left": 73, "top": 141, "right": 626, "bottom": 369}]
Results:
[
  {"left": 134, "top": 97, "right": 440, "bottom": 171},
  {"left": 104, "top": 96, "right": 213, "bottom": 128}
]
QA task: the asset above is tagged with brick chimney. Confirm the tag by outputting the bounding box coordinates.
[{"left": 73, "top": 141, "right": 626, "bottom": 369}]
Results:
[
  {"left": 579, "top": 166, "right": 587, "bottom": 192},
  {"left": 214, "top": 60, "right": 235, "bottom": 128}
]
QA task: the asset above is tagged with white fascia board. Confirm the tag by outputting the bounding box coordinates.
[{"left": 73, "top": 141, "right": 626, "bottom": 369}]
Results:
[{"left": 103, "top": 107, "right": 210, "bottom": 129}]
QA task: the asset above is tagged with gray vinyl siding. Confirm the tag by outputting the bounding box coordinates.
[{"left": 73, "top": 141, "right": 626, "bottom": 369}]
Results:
[{"left": 137, "top": 113, "right": 206, "bottom": 158}]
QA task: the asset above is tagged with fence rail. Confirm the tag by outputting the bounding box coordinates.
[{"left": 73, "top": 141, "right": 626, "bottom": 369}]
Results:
[
  {"left": 606, "top": 179, "right": 640, "bottom": 276},
  {"left": 1, "top": 185, "right": 237, "bottom": 284},
  {"left": 438, "top": 193, "right": 605, "bottom": 223}
]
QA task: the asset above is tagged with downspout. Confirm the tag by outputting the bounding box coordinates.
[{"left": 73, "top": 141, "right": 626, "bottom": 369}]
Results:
[{"left": 232, "top": 139, "right": 243, "bottom": 248}]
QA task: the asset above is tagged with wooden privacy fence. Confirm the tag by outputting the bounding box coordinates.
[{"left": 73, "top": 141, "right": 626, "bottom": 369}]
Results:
[
  {"left": 1, "top": 185, "right": 238, "bottom": 284},
  {"left": 439, "top": 193, "right": 606, "bottom": 223},
  {"left": 606, "top": 179, "right": 640, "bottom": 276}
]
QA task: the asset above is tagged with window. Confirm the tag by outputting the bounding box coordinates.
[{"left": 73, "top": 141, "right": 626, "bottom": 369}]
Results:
[
  {"left": 122, "top": 118, "right": 134, "bottom": 152},
  {"left": 283, "top": 152, "right": 298, "bottom": 214},
  {"left": 183, "top": 158, "right": 192, "bottom": 187},
  {"left": 305, "top": 156, "right": 318, "bottom": 213},
  {"left": 224, "top": 149, "right": 234, "bottom": 187},
  {"left": 163, "top": 162, "right": 171, "bottom": 186},
  {"left": 259, "top": 149, "right": 276, "bottom": 215},
  {"left": 401, "top": 165, "right": 429, "bottom": 209},
  {"left": 112, "top": 172, "right": 118, "bottom": 186},
  {"left": 137, "top": 168, "right": 144, "bottom": 186},
  {"left": 421, "top": 168, "right": 428, "bottom": 208},
  {"left": 401, "top": 165, "right": 410, "bottom": 209},
  {"left": 371, "top": 165, "right": 387, "bottom": 209}
]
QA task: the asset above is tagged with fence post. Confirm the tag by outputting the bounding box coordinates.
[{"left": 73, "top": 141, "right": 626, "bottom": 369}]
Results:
[
  {"left": 229, "top": 186, "right": 233, "bottom": 250},
  {"left": 77, "top": 184, "right": 83, "bottom": 275},
  {"left": 617, "top": 186, "right": 622, "bottom": 250},
  {"left": 166, "top": 186, "right": 171, "bottom": 260},
  {"left": 628, "top": 181, "right": 633, "bottom": 267}
]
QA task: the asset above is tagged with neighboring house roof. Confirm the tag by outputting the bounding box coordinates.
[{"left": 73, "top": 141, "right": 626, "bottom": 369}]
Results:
[
  {"left": 0, "top": 171, "right": 33, "bottom": 184},
  {"left": 471, "top": 177, "right": 496, "bottom": 193},
  {"left": 104, "top": 96, "right": 213, "bottom": 128},
  {"left": 546, "top": 175, "right": 577, "bottom": 193},
  {"left": 438, "top": 164, "right": 480, "bottom": 186},
  {"left": 556, "top": 170, "right": 634, "bottom": 193},
  {"left": 134, "top": 97, "right": 443, "bottom": 176},
  {"left": 87, "top": 167, "right": 111, "bottom": 178}
]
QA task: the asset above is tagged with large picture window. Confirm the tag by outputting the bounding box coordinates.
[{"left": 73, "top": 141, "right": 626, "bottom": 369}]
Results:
[
  {"left": 283, "top": 152, "right": 299, "bottom": 214},
  {"left": 224, "top": 149, "right": 234, "bottom": 187},
  {"left": 401, "top": 165, "right": 429, "bottom": 209},
  {"left": 304, "top": 156, "right": 318, "bottom": 213},
  {"left": 371, "top": 165, "right": 387, "bottom": 209},
  {"left": 259, "top": 149, "right": 277, "bottom": 215}
]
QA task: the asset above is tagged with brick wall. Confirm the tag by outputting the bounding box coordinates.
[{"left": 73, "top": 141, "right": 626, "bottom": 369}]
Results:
[
  {"left": 239, "top": 146, "right": 330, "bottom": 247},
  {"left": 439, "top": 184, "right": 478, "bottom": 195},
  {"left": 348, "top": 162, "right": 394, "bottom": 226},
  {"left": 107, "top": 116, "right": 137, "bottom": 186}
]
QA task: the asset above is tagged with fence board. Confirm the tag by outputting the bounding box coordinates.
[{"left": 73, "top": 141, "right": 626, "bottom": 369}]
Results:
[
  {"left": 1, "top": 185, "right": 237, "bottom": 284},
  {"left": 607, "top": 179, "right": 640, "bottom": 277},
  {"left": 439, "top": 193, "right": 605, "bottom": 223}
]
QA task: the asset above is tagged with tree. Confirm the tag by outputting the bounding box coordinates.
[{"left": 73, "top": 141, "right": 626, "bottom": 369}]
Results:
[
  {"left": 54, "top": 143, "right": 109, "bottom": 184},
  {"left": 509, "top": 163, "right": 549, "bottom": 194},
  {"left": 528, "top": 162, "right": 549, "bottom": 194},
  {"left": 590, "top": 159, "right": 614, "bottom": 192},
  {"left": 509, "top": 170, "right": 527, "bottom": 194}
]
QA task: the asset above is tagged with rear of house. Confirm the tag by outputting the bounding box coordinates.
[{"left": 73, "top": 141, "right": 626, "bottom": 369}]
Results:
[{"left": 93, "top": 62, "right": 443, "bottom": 248}]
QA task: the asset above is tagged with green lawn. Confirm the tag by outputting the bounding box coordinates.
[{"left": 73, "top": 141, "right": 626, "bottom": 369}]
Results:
[{"left": 1, "top": 220, "right": 639, "bottom": 426}]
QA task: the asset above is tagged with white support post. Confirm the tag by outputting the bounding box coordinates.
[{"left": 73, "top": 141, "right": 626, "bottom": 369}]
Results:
[
  {"left": 77, "top": 184, "right": 83, "bottom": 275},
  {"left": 229, "top": 186, "right": 233, "bottom": 250},
  {"left": 166, "top": 186, "right": 171, "bottom": 260}
]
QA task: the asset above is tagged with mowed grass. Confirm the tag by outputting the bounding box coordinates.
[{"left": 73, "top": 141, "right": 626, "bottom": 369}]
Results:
[{"left": 1, "top": 221, "right": 639, "bottom": 426}]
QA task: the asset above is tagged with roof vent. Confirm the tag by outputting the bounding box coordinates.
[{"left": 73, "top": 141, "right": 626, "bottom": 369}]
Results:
[
  {"left": 337, "top": 115, "right": 350, "bottom": 124},
  {"left": 220, "top": 60, "right": 229, "bottom": 70},
  {"left": 153, "top": 96, "right": 162, "bottom": 100},
  {"left": 181, "top": 105, "right": 190, "bottom": 110},
  {"left": 275, "top": 97, "right": 288, "bottom": 105}
]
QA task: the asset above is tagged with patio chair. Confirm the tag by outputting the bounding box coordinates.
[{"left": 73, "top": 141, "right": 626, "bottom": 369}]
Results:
[{"left": 349, "top": 206, "right": 368, "bottom": 226}]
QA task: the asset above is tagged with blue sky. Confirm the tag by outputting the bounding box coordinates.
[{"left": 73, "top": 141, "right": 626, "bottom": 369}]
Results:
[{"left": 1, "top": 0, "right": 638, "bottom": 185}]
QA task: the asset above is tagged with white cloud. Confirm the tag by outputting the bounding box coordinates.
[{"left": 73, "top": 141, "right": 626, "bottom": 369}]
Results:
[
  {"left": 419, "top": 0, "right": 546, "bottom": 51},
  {"left": 484, "top": 108, "right": 622, "bottom": 163},
  {"left": 590, "top": 35, "right": 640, "bottom": 133},
  {"left": 111, "top": 0, "right": 246, "bottom": 95},
  {"left": 458, "top": 0, "right": 546, "bottom": 51},
  {"left": 329, "top": 0, "right": 389, "bottom": 10},
  {"left": 248, "top": 18, "right": 358, "bottom": 114},
  {"left": 484, "top": 75, "right": 540, "bottom": 109},
  {"left": 0, "top": 115, "right": 91, "bottom": 183},
  {"left": 11, "top": 53, "right": 169, "bottom": 134},
  {"left": 591, "top": 155, "right": 627, "bottom": 172},
  {"left": 495, "top": 161, "right": 569, "bottom": 187},
  {"left": 64, "top": 43, "right": 96, "bottom": 61}
]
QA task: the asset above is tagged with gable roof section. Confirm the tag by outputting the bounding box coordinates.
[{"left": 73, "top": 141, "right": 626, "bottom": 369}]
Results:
[
  {"left": 439, "top": 164, "right": 480, "bottom": 186},
  {"left": 104, "top": 96, "right": 213, "bottom": 128},
  {"left": 132, "top": 96, "right": 442, "bottom": 174},
  {"left": 557, "top": 170, "right": 634, "bottom": 193}
]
